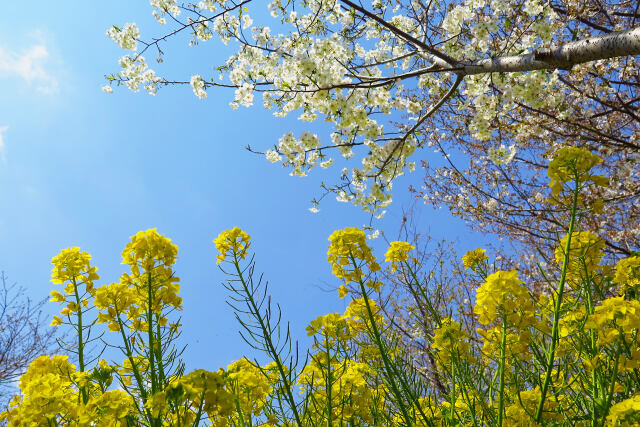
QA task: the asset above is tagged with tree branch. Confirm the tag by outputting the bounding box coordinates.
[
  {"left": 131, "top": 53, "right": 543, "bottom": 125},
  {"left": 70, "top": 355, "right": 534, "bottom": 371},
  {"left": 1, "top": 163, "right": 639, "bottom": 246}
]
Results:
[
  {"left": 457, "top": 26, "right": 640, "bottom": 75},
  {"left": 338, "top": 0, "right": 457, "bottom": 66}
]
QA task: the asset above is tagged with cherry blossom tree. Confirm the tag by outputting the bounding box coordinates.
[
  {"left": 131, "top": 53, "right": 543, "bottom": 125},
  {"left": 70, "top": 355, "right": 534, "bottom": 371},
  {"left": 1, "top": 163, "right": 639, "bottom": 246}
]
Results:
[{"left": 105, "top": 0, "right": 640, "bottom": 259}]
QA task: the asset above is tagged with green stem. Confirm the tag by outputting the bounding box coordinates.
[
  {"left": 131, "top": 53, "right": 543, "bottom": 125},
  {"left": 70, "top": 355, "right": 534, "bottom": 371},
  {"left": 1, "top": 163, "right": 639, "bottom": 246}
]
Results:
[
  {"left": 72, "top": 277, "right": 88, "bottom": 404},
  {"left": 535, "top": 178, "right": 580, "bottom": 422},
  {"left": 600, "top": 349, "right": 621, "bottom": 427},
  {"left": 584, "top": 280, "right": 599, "bottom": 427},
  {"left": 146, "top": 271, "right": 158, "bottom": 394},
  {"left": 497, "top": 317, "right": 508, "bottom": 427},
  {"left": 114, "top": 305, "right": 152, "bottom": 421},
  {"left": 353, "top": 261, "right": 434, "bottom": 426},
  {"left": 450, "top": 353, "right": 456, "bottom": 426},
  {"left": 231, "top": 254, "right": 303, "bottom": 427},
  {"left": 324, "top": 330, "right": 333, "bottom": 427},
  {"left": 144, "top": 271, "right": 162, "bottom": 427},
  {"left": 154, "top": 317, "right": 167, "bottom": 386},
  {"left": 232, "top": 384, "right": 249, "bottom": 427},
  {"left": 357, "top": 279, "right": 412, "bottom": 423}
]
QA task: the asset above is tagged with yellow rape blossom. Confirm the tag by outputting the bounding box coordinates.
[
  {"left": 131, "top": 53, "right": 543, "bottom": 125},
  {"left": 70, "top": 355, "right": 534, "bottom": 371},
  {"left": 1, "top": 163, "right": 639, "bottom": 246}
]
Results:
[
  {"left": 147, "top": 369, "right": 233, "bottom": 422},
  {"left": 327, "top": 227, "right": 380, "bottom": 284},
  {"left": 94, "top": 281, "right": 138, "bottom": 332},
  {"left": 606, "top": 394, "right": 640, "bottom": 425},
  {"left": 122, "top": 228, "right": 178, "bottom": 274},
  {"left": 145, "top": 391, "right": 169, "bottom": 418},
  {"left": 554, "top": 231, "right": 604, "bottom": 285},
  {"left": 618, "top": 349, "right": 640, "bottom": 372},
  {"left": 178, "top": 369, "right": 234, "bottom": 422},
  {"left": 79, "top": 390, "right": 135, "bottom": 426},
  {"left": 51, "top": 247, "right": 100, "bottom": 294},
  {"left": 306, "top": 312, "right": 353, "bottom": 349},
  {"left": 613, "top": 255, "right": 640, "bottom": 295},
  {"left": 116, "top": 229, "right": 183, "bottom": 329},
  {"left": 226, "top": 358, "right": 277, "bottom": 418},
  {"left": 19, "top": 354, "right": 76, "bottom": 389},
  {"left": 338, "top": 284, "right": 349, "bottom": 298},
  {"left": 432, "top": 318, "right": 471, "bottom": 368},
  {"left": 462, "top": 247, "right": 489, "bottom": 273},
  {"left": 1, "top": 355, "right": 79, "bottom": 425},
  {"left": 49, "top": 289, "right": 65, "bottom": 302},
  {"left": 474, "top": 270, "right": 535, "bottom": 327},
  {"left": 96, "top": 282, "right": 129, "bottom": 315},
  {"left": 478, "top": 326, "right": 532, "bottom": 365},
  {"left": 119, "top": 355, "right": 149, "bottom": 376},
  {"left": 547, "top": 146, "right": 608, "bottom": 196},
  {"left": 505, "top": 387, "right": 561, "bottom": 425},
  {"left": 50, "top": 247, "right": 99, "bottom": 330},
  {"left": 384, "top": 241, "right": 415, "bottom": 272},
  {"left": 214, "top": 227, "right": 251, "bottom": 264},
  {"left": 584, "top": 296, "right": 640, "bottom": 346},
  {"left": 555, "top": 304, "right": 588, "bottom": 358},
  {"left": 344, "top": 297, "right": 386, "bottom": 333},
  {"left": 298, "top": 357, "right": 383, "bottom": 424}
]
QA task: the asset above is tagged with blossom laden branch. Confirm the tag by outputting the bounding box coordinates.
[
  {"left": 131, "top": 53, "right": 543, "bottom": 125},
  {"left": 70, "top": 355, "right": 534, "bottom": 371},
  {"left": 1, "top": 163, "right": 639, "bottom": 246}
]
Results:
[
  {"left": 456, "top": 26, "right": 640, "bottom": 75},
  {"left": 105, "top": 0, "right": 640, "bottom": 254}
]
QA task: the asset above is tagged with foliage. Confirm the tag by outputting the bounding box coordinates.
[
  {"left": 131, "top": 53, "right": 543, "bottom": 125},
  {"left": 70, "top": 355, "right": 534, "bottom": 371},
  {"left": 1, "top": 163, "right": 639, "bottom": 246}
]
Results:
[
  {"left": 103, "top": 0, "right": 640, "bottom": 261},
  {"left": 3, "top": 147, "right": 640, "bottom": 425}
]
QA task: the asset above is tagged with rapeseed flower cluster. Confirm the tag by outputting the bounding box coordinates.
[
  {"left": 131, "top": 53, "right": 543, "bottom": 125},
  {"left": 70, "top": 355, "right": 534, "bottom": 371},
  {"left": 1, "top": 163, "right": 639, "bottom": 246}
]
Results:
[
  {"left": 462, "top": 247, "right": 489, "bottom": 273},
  {"left": 214, "top": 226, "right": 251, "bottom": 264},
  {"left": 327, "top": 227, "right": 380, "bottom": 285},
  {"left": 306, "top": 312, "right": 353, "bottom": 346},
  {"left": 547, "top": 146, "right": 608, "bottom": 195},
  {"left": 226, "top": 358, "right": 278, "bottom": 418},
  {"left": 301, "top": 304, "right": 388, "bottom": 425},
  {"left": 432, "top": 318, "right": 471, "bottom": 367},
  {"left": 2, "top": 355, "right": 78, "bottom": 424},
  {"left": 50, "top": 247, "right": 99, "bottom": 324},
  {"left": 344, "top": 297, "right": 386, "bottom": 334},
  {"left": 94, "top": 281, "right": 139, "bottom": 332},
  {"left": 298, "top": 357, "right": 384, "bottom": 424},
  {"left": 93, "top": 229, "right": 182, "bottom": 334},
  {"left": 504, "top": 387, "right": 561, "bottom": 425},
  {"left": 607, "top": 394, "right": 640, "bottom": 425},
  {"left": 474, "top": 270, "right": 534, "bottom": 327},
  {"left": 614, "top": 255, "right": 640, "bottom": 295},
  {"left": 6, "top": 147, "right": 640, "bottom": 426},
  {"left": 79, "top": 390, "right": 135, "bottom": 426},
  {"left": 121, "top": 228, "right": 182, "bottom": 312},
  {"left": 477, "top": 326, "right": 532, "bottom": 365},
  {"left": 51, "top": 247, "right": 100, "bottom": 294},
  {"left": 584, "top": 297, "right": 640, "bottom": 346},
  {"left": 1, "top": 355, "right": 138, "bottom": 426},
  {"left": 149, "top": 369, "right": 234, "bottom": 424},
  {"left": 555, "top": 230, "right": 605, "bottom": 284},
  {"left": 384, "top": 241, "right": 415, "bottom": 272},
  {"left": 122, "top": 228, "right": 178, "bottom": 275}
]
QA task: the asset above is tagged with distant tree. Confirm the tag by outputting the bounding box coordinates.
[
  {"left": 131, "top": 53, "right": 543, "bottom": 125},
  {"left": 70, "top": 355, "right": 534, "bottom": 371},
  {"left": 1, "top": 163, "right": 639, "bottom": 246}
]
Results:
[{"left": 0, "top": 272, "right": 57, "bottom": 407}]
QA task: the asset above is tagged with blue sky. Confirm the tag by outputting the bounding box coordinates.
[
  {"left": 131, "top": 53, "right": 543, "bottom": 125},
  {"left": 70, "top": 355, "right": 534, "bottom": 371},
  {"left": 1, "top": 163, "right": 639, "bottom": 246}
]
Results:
[{"left": 0, "top": 2, "right": 489, "bottom": 372}]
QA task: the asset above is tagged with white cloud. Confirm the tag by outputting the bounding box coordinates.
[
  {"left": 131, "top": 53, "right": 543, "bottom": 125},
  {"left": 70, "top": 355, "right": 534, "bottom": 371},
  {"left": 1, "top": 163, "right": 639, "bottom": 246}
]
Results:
[
  {"left": 0, "top": 126, "right": 8, "bottom": 162},
  {"left": 0, "top": 42, "right": 58, "bottom": 93}
]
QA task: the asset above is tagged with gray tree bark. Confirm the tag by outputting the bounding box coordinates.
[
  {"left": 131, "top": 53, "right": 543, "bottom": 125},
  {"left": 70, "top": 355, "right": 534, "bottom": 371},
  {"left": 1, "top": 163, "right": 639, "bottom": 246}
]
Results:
[
  {"left": 458, "top": 26, "right": 640, "bottom": 75},
  {"left": 339, "top": 0, "right": 640, "bottom": 76}
]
